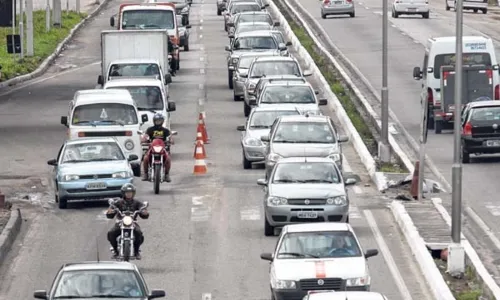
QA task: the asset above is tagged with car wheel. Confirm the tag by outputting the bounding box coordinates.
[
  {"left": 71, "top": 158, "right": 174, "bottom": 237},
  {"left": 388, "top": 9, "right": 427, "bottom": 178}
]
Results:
[
  {"left": 434, "top": 120, "right": 442, "bottom": 134},
  {"left": 391, "top": 9, "right": 395, "bottom": 17},
  {"left": 393, "top": 11, "right": 399, "bottom": 18},
  {"left": 461, "top": 144, "right": 470, "bottom": 164},
  {"left": 233, "top": 92, "right": 241, "bottom": 101},
  {"left": 349, "top": 12, "right": 355, "bottom": 17},
  {"left": 243, "top": 152, "right": 252, "bottom": 169},
  {"left": 228, "top": 71, "right": 234, "bottom": 89},
  {"left": 321, "top": 12, "right": 327, "bottom": 19},
  {"left": 473, "top": 8, "right": 478, "bottom": 12},
  {"left": 264, "top": 216, "right": 274, "bottom": 236},
  {"left": 176, "top": 58, "right": 180, "bottom": 71},
  {"left": 422, "top": 12, "right": 429, "bottom": 18},
  {"left": 57, "top": 186, "right": 68, "bottom": 209},
  {"left": 184, "top": 42, "right": 189, "bottom": 51},
  {"left": 482, "top": 8, "right": 487, "bottom": 14},
  {"left": 244, "top": 101, "right": 251, "bottom": 117},
  {"left": 217, "top": 8, "right": 221, "bottom": 15},
  {"left": 132, "top": 164, "right": 141, "bottom": 177},
  {"left": 445, "top": 2, "right": 450, "bottom": 10}
]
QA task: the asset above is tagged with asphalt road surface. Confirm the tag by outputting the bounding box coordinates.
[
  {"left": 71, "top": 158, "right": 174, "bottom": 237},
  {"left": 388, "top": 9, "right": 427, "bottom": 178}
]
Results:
[{"left": 0, "top": 0, "right": 433, "bottom": 299}]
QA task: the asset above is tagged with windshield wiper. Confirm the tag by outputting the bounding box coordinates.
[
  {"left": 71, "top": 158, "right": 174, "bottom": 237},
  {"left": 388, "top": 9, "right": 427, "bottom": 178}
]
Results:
[
  {"left": 272, "top": 140, "right": 299, "bottom": 143},
  {"left": 63, "top": 159, "right": 89, "bottom": 163},
  {"left": 53, "top": 296, "right": 86, "bottom": 299},
  {"left": 250, "top": 125, "right": 270, "bottom": 128},
  {"left": 278, "top": 252, "right": 319, "bottom": 258},
  {"left": 137, "top": 107, "right": 159, "bottom": 114},
  {"left": 298, "top": 179, "right": 334, "bottom": 183},
  {"left": 90, "top": 158, "right": 118, "bottom": 161},
  {"left": 73, "top": 120, "right": 96, "bottom": 126},
  {"left": 273, "top": 179, "right": 299, "bottom": 183},
  {"left": 251, "top": 46, "right": 273, "bottom": 49},
  {"left": 99, "top": 120, "right": 125, "bottom": 126}
]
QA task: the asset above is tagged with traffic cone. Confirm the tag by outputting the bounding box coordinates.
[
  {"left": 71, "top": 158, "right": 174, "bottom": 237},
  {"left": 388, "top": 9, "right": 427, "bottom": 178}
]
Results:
[
  {"left": 193, "top": 136, "right": 207, "bottom": 158},
  {"left": 193, "top": 142, "right": 208, "bottom": 175},
  {"left": 198, "top": 112, "right": 209, "bottom": 144},
  {"left": 410, "top": 161, "right": 420, "bottom": 200}
]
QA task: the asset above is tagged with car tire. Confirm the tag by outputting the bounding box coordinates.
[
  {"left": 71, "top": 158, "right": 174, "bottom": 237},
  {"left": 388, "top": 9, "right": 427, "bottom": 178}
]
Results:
[
  {"left": 57, "top": 186, "right": 68, "bottom": 209},
  {"left": 482, "top": 8, "right": 487, "bottom": 14},
  {"left": 264, "top": 216, "right": 274, "bottom": 236},
  {"left": 349, "top": 12, "right": 355, "bottom": 17},
  {"left": 321, "top": 12, "right": 327, "bottom": 19},
  {"left": 217, "top": 8, "right": 221, "bottom": 15},
  {"left": 176, "top": 57, "right": 180, "bottom": 71},
  {"left": 434, "top": 120, "right": 442, "bottom": 134},
  {"left": 391, "top": 9, "right": 395, "bottom": 17},
  {"left": 228, "top": 71, "right": 234, "bottom": 89},
  {"left": 243, "top": 152, "right": 252, "bottom": 169},
  {"left": 132, "top": 164, "right": 141, "bottom": 177},
  {"left": 473, "top": 8, "right": 478, "bottom": 12},
  {"left": 422, "top": 12, "right": 429, "bottom": 18},
  {"left": 393, "top": 10, "right": 399, "bottom": 18},
  {"left": 233, "top": 92, "right": 241, "bottom": 101},
  {"left": 346, "top": 216, "right": 350, "bottom": 223},
  {"left": 461, "top": 144, "right": 470, "bottom": 163},
  {"left": 445, "top": 4, "right": 450, "bottom": 10},
  {"left": 184, "top": 42, "right": 189, "bottom": 51},
  {"left": 244, "top": 101, "right": 251, "bottom": 117}
]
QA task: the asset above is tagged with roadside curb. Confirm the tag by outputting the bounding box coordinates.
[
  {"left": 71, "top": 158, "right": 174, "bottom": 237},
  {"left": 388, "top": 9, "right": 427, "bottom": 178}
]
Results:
[
  {"left": 390, "top": 201, "right": 455, "bottom": 300},
  {"left": 0, "top": 0, "right": 112, "bottom": 89},
  {"left": 0, "top": 209, "right": 22, "bottom": 265}
]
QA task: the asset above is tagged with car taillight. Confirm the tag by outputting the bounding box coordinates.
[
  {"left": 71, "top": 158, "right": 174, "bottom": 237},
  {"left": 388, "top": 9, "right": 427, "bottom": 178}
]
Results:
[
  {"left": 324, "top": 0, "right": 330, "bottom": 4},
  {"left": 78, "top": 132, "right": 85, "bottom": 137},
  {"left": 125, "top": 131, "right": 132, "bottom": 136},
  {"left": 346, "top": 0, "right": 352, "bottom": 2},
  {"left": 495, "top": 84, "right": 500, "bottom": 100},
  {"left": 427, "top": 87, "right": 433, "bottom": 103},
  {"left": 463, "top": 122, "right": 472, "bottom": 135}
]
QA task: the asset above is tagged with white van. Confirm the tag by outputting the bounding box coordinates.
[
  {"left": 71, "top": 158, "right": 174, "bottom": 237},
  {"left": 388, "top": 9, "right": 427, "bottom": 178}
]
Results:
[
  {"left": 413, "top": 36, "right": 500, "bottom": 129},
  {"left": 61, "top": 89, "right": 149, "bottom": 176}
]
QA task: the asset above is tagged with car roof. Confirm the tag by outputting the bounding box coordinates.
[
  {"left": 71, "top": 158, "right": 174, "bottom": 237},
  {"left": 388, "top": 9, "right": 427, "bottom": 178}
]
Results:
[
  {"left": 468, "top": 100, "right": 500, "bottom": 108},
  {"left": 110, "top": 58, "right": 160, "bottom": 64},
  {"left": 65, "top": 137, "right": 119, "bottom": 145},
  {"left": 237, "top": 22, "right": 271, "bottom": 27},
  {"left": 253, "top": 55, "right": 297, "bottom": 62},
  {"left": 61, "top": 261, "right": 139, "bottom": 272},
  {"left": 250, "top": 105, "right": 304, "bottom": 113},
  {"left": 283, "top": 222, "right": 353, "bottom": 233},
  {"left": 74, "top": 89, "right": 135, "bottom": 106},
  {"left": 104, "top": 78, "right": 164, "bottom": 88},
  {"left": 277, "top": 156, "right": 336, "bottom": 164},
  {"left": 232, "top": 1, "right": 261, "bottom": 6},
  {"left": 236, "top": 10, "right": 269, "bottom": 15},
  {"left": 121, "top": 4, "right": 175, "bottom": 12},
  {"left": 430, "top": 36, "right": 491, "bottom": 44},
  {"left": 306, "top": 292, "right": 387, "bottom": 300},
  {"left": 265, "top": 81, "right": 311, "bottom": 87},
  {"left": 236, "top": 30, "right": 275, "bottom": 38},
  {"left": 277, "top": 114, "right": 329, "bottom": 122},
  {"left": 257, "top": 75, "right": 305, "bottom": 82}
]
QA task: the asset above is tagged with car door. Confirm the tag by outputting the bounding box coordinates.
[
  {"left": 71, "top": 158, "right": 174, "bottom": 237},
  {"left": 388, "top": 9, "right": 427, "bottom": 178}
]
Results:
[
  {"left": 53, "top": 144, "right": 65, "bottom": 185},
  {"left": 265, "top": 118, "right": 279, "bottom": 156},
  {"left": 329, "top": 118, "right": 341, "bottom": 152}
]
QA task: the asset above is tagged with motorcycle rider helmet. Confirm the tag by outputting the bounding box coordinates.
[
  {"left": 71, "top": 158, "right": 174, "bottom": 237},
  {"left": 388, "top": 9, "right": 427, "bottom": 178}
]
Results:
[
  {"left": 153, "top": 113, "right": 164, "bottom": 126},
  {"left": 121, "top": 183, "right": 136, "bottom": 201}
]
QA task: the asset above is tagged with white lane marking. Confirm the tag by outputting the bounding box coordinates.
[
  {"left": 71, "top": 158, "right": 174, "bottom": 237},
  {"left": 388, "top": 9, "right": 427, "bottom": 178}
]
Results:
[
  {"left": 364, "top": 5, "right": 369, "bottom": 9},
  {"left": 198, "top": 98, "right": 205, "bottom": 107},
  {"left": 240, "top": 206, "right": 261, "bottom": 220},
  {"left": 200, "top": 68, "right": 205, "bottom": 74},
  {"left": 485, "top": 203, "right": 500, "bottom": 216},
  {"left": 349, "top": 206, "right": 362, "bottom": 219},
  {"left": 465, "top": 206, "right": 500, "bottom": 250},
  {"left": 352, "top": 186, "right": 363, "bottom": 194},
  {"left": 342, "top": 154, "right": 352, "bottom": 173},
  {"left": 413, "top": 40, "right": 420, "bottom": 44},
  {"left": 200, "top": 26, "right": 203, "bottom": 30},
  {"left": 191, "top": 196, "right": 211, "bottom": 222},
  {"left": 200, "top": 45, "right": 205, "bottom": 51},
  {"left": 401, "top": 32, "right": 407, "bottom": 36},
  {"left": 364, "top": 210, "right": 414, "bottom": 300},
  {"left": 202, "top": 293, "right": 211, "bottom": 300},
  {"left": 198, "top": 83, "right": 204, "bottom": 90},
  {"left": 200, "top": 19, "right": 204, "bottom": 23},
  {"left": 0, "top": 61, "right": 100, "bottom": 97},
  {"left": 199, "top": 34, "right": 203, "bottom": 39},
  {"left": 200, "top": 56, "right": 204, "bottom": 62}
]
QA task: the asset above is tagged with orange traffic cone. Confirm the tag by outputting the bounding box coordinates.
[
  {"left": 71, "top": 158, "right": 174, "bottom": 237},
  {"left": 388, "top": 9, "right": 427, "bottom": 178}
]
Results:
[
  {"left": 193, "top": 135, "right": 207, "bottom": 158},
  {"left": 410, "top": 161, "right": 420, "bottom": 200},
  {"left": 193, "top": 142, "right": 208, "bottom": 175},
  {"left": 198, "top": 112, "right": 209, "bottom": 144}
]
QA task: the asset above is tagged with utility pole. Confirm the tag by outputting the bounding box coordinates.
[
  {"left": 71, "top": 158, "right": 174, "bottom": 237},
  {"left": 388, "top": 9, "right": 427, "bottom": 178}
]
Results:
[
  {"left": 46, "top": 0, "right": 51, "bottom": 31},
  {"left": 379, "top": 0, "right": 391, "bottom": 163},
  {"left": 53, "top": 0, "right": 62, "bottom": 27},
  {"left": 26, "top": 0, "right": 33, "bottom": 56},
  {"left": 418, "top": 95, "right": 428, "bottom": 201},
  {"left": 19, "top": 0, "right": 24, "bottom": 58},
  {"left": 12, "top": 0, "right": 16, "bottom": 59},
  {"left": 76, "top": 0, "right": 81, "bottom": 13}
]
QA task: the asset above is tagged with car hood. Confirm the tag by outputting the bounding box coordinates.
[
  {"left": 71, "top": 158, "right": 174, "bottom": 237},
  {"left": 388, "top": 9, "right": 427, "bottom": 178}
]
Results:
[
  {"left": 273, "top": 258, "right": 367, "bottom": 281},
  {"left": 271, "top": 143, "right": 338, "bottom": 157},
  {"left": 58, "top": 160, "right": 131, "bottom": 175},
  {"left": 231, "top": 49, "right": 278, "bottom": 58},
  {"left": 258, "top": 103, "right": 320, "bottom": 113},
  {"left": 269, "top": 183, "right": 345, "bottom": 198},
  {"left": 246, "top": 128, "right": 271, "bottom": 140}
]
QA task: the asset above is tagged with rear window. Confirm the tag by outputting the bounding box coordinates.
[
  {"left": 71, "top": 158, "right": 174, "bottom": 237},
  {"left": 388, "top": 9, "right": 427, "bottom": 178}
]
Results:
[
  {"left": 231, "top": 3, "right": 261, "bottom": 13},
  {"left": 433, "top": 53, "right": 491, "bottom": 79},
  {"left": 238, "top": 14, "right": 272, "bottom": 24},
  {"left": 470, "top": 106, "right": 500, "bottom": 121},
  {"left": 250, "top": 61, "right": 301, "bottom": 77}
]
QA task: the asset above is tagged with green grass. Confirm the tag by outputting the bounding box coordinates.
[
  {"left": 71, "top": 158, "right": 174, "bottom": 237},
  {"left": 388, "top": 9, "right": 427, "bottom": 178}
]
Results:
[
  {"left": 0, "top": 10, "right": 86, "bottom": 82},
  {"left": 456, "top": 290, "right": 482, "bottom": 300}
]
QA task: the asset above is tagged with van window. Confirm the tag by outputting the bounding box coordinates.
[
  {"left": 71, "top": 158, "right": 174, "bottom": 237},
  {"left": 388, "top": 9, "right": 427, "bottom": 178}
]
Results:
[
  {"left": 433, "top": 53, "right": 492, "bottom": 79},
  {"left": 107, "top": 86, "right": 164, "bottom": 111},
  {"left": 109, "top": 63, "right": 161, "bottom": 78},
  {"left": 72, "top": 103, "right": 139, "bottom": 125},
  {"left": 121, "top": 9, "right": 175, "bottom": 29}
]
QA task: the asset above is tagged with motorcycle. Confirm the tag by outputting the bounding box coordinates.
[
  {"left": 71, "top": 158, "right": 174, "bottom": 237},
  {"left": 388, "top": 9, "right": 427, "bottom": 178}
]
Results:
[
  {"left": 108, "top": 198, "right": 149, "bottom": 262},
  {"left": 139, "top": 130, "right": 178, "bottom": 156},
  {"left": 143, "top": 132, "right": 178, "bottom": 194}
]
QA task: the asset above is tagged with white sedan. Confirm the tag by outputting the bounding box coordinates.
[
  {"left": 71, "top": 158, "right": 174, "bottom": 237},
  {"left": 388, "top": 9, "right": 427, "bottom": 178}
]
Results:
[
  {"left": 392, "top": 0, "right": 429, "bottom": 18},
  {"left": 303, "top": 291, "right": 389, "bottom": 300}
]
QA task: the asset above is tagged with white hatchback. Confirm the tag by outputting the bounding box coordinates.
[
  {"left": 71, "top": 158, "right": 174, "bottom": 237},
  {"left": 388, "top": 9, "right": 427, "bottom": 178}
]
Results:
[
  {"left": 303, "top": 291, "right": 389, "bottom": 300},
  {"left": 392, "top": 0, "right": 429, "bottom": 18}
]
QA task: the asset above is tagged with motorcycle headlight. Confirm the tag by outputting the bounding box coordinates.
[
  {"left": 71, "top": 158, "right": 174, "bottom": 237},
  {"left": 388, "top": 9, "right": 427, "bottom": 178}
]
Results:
[
  {"left": 346, "top": 275, "right": 370, "bottom": 287},
  {"left": 112, "top": 171, "right": 129, "bottom": 178},
  {"left": 326, "top": 196, "right": 347, "bottom": 205},
  {"left": 267, "top": 153, "right": 282, "bottom": 162},
  {"left": 267, "top": 196, "right": 287, "bottom": 206},
  {"left": 328, "top": 153, "right": 341, "bottom": 161},
  {"left": 231, "top": 57, "right": 239, "bottom": 65},
  {"left": 244, "top": 137, "right": 263, "bottom": 146},
  {"left": 122, "top": 216, "right": 133, "bottom": 226},
  {"left": 272, "top": 279, "right": 296, "bottom": 290},
  {"left": 153, "top": 146, "right": 163, "bottom": 152},
  {"left": 124, "top": 140, "right": 134, "bottom": 150},
  {"left": 63, "top": 174, "right": 79, "bottom": 181}
]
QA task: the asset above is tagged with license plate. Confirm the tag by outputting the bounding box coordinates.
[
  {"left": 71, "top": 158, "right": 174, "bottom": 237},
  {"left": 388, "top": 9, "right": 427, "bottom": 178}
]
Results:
[
  {"left": 86, "top": 182, "right": 107, "bottom": 190},
  {"left": 407, "top": 7, "right": 417, "bottom": 11},
  {"left": 297, "top": 211, "right": 318, "bottom": 219},
  {"left": 333, "top": 1, "right": 342, "bottom": 4},
  {"left": 486, "top": 140, "right": 500, "bottom": 147}
]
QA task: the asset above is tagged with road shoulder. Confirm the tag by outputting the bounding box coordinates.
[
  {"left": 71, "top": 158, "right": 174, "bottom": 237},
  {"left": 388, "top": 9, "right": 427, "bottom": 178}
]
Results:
[{"left": 0, "top": 208, "right": 22, "bottom": 266}]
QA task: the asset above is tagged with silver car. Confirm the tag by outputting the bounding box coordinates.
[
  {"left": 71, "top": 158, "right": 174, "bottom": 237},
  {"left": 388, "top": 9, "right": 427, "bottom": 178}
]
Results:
[
  {"left": 237, "top": 106, "right": 301, "bottom": 168},
  {"left": 232, "top": 52, "right": 282, "bottom": 101},
  {"left": 227, "top": 10, "right": 276, "bottom": 36},
  {"left": 230, "top": 22, "right": 273, "bottom": 40},
  {"left": 320, "top": 0, "right": 355, "bottom": 18},
  {"left": 256, "top": 157, "right": 355, "bottom": 236},
  {"left": 224, "top": 1, "right": 263, "bottom": 31},
  {"left": 261, "top": 114, "right": 349, "bottom": 178}
]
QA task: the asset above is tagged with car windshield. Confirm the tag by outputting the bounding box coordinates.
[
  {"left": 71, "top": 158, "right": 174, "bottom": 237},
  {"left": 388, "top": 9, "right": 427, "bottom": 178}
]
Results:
[
  {"left": 277, "top": 231, "right": 362, "bottom": 259},
  {"left": 108, "top": 63, "right": 161, "bottom": 78},
  {"left": 72, "top": 103, "right": 139, "bottom": 125},
  {"left": 121, "top": 10, "right": 175, "bottom": 29},
  {"left": 107, "top": 86, "right": 164, "bottom": 111},
  {"left": 176, "top": 15, "right": 183, "bottom": 26},
  {"left": 53, "top": 269, "right": 145, "bottom": 298},
  {"left": 236, "top": 24, "right": 272, "bottom": 34},
  {"left": 271, "top": 32, "right": 284, "bottom": 44},
  {"left": 61, "top": 142, "right": 126, "bottom": 163},
  {"left": 249, "top": 110, "right": 299, "bottom": 128},
  {"left": 250, "top": 61, "right": 301, "bottom": 77},
  {"left": 238, "top": 14, "right": 272, "bottom": 24},
  {"left": 231, "top": 3, "right": 261, "bottom": 14},
  {"left": 273, "top": 122, "right": 335, "bottom": 143},
  {"left": 238, "top": 55, "right": 274, "bottom": 68},
  {"left": 233, "top": 36, "right": 277, "bottom": 50},
  {"left": 272, "top": 162, "right": 341, "bottom": 184},
  {"left": 470, "top": 106, "right": 500, "bottom": 121},
  {"left": 261, "top": 86, "right": 315, "bottom": 104},
  {"left": 433, "top": 52, "right": 491, "bottom": 79}
]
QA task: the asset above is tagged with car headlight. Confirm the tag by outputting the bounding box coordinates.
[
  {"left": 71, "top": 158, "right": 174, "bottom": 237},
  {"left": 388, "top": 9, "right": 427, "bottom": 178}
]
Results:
[
  {"left": 124, "top": 140, "right": 134, "bottom": 150},
  {"left": 346, "top": 275, "right": 370, "bottom": 287},
  {"left": 267, "top": 153, "right": 282, "bottom": 162},
  {"left": 328, "top": 153, "right": 341, "bottom": 161},
  {"left": 122, "top": 216, "right": 133, "bottom": 226},
  {"left": 112, "top": 171, "right": 129, "bottom": 178},
  {"left": 62, "top": 174, "right": 79, "bottom": 181},
  {"left": 153, "top": 146, "right": 163, "bottom": 152},
  {"left": 272, "top": 279, "right": 296, "bottom": 290},
  {"left": 231, "top": 57, "right": 239, "bottom": 65},
  {"left": 267, "top": 196, "right": 287, "bottom": 206},
  {"left": 326, "top": 195, "right": 347, "bottom": 205},
  {"left": 244, "top": 137, "right": 263, "bottom": 146}
]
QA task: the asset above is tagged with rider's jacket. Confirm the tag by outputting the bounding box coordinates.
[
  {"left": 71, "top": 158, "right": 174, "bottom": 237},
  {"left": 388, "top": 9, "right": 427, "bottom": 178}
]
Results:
[
  {"left": 106, "top": 199, "right": 149, "bottom": 221},
  {"left": 146, "top": 125, "right": 171, "bottom": 142}
]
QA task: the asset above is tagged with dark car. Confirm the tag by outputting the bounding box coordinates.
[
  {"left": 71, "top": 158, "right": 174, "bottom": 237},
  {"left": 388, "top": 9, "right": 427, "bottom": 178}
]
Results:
[
  {"left": 154, "top": 0, "right": 191, "bottom": 24},
  {"left": 176, "top": 14, "right": 191, "bottom": 51},
  {"left": 461, "top": 100, "right": 500, "bottom": 163},
  {"left": 33, "top": 261, "right": 166, "bottom": 300}
]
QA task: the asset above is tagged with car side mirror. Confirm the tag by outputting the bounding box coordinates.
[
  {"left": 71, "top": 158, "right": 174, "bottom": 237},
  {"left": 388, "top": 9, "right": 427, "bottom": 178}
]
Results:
[
  {"left": 337, "top": 135, "right": 348, "bottom": 143},
  {"left": 264, "top": 3, "right": 270, "bottom": 6},
  {"left": 97, "top": 75, "right": 104, "bottom": 85},
  {"left": 303, "top": 70, "right": 312, "bottom": 77},
  {"left": 260, "top": 252, "right": 273, "bottom": 261},
  {"left": 141, "top": 114, "right": 149, "bottom": 123},
  {"left": 314, "top": 90, "right": 320, "bottom": 95},
  {"left": 240, "top": 73, "right": 248, "bottom": 78},
  {"left": 257, "top": 178, "right": 267, "bottom": 186},
  {"left": 60, "top": 116, "right": 68, "bottom": 126},
  {"left": 344, "top": 177, "right": 357, "bottom": 185},
  {"left": 237, "top": 125, "right": 246, "bottom": 131},
  {"left": 225, "top": 45, "right": 231, "bottom": 51},
  {"left": 47, "top": 159, "right": 57, "bottom": 166},
  {"left": 318, "top": 98, "right": 327, "bottom": 106},
  {"left": 228, "top": 33, "right": 234, "bottom": 38},
  {"left": 34, "top": 290, "right": 48, "bottom": 299},
  {"left": 274, "top": 21, "right": 280, "bottom": 26},
  {"left": 164, "top": 74, "right": 172, "bottom": 84},
  {"left": 137, "top": 130, "right": 144, "bottom": 135},
  {"left": 168, "top": 101, "right": 176, "bottom": 112},
  {"left": 186, "top": 24, "right": 192, "bottom": 28},
  {"left": 278, "top": 43, "right": 286, "bottom": 51},
  {"left": 148, "top": 289, "right": 166, "bottom": 299},
  {"left": 110, "top": 16, "right": 115, "bottom": 27},
  {"left": 365, "top": 249, "right": 379, "bottom": 258},
  {"left": 260, "top": 135, "right": 270, "bottom": 142},
  {"left": 286, "top": 41, "right": 292, "bottom": 46},
  {"left": 128, "top": 154, "right": 139, "bottom": 161},
  {"left": 249, "top": 99, "right": 257, "bottom": 106},
  {"left": 413, "top": 66, "right": 422, "bottom": 80}
]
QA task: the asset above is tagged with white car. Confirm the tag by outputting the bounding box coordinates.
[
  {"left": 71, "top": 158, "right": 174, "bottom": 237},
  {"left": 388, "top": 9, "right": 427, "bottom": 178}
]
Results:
[
  {"left": 302, "top": 291, "right": 389, "bottom": 300},
  {"left": 260, "top": 223, "right": 379, "bottom": 300},
  {"left": 392, "top": 0, "right": 429, "bottom": 18}
]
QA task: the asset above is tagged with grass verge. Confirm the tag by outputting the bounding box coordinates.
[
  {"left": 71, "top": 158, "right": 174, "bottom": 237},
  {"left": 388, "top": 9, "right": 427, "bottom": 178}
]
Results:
[
  {"left": 274, "top": 0, "right": 407, "bottom": 173},
  {"left": 0, "top": 10, "right": 87, "bottom": 82},
  {"left": 434, "top": 259, "right": 484, "bottom": 300}
]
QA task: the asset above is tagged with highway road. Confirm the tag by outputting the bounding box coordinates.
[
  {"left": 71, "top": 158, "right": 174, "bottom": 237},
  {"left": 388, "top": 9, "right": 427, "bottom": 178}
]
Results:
[{"left": 0, "top": 0, "right": 432, "bottom": 299}]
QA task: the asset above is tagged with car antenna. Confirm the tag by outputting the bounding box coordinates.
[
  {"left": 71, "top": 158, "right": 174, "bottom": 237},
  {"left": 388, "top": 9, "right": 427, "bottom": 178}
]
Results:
[{"left": 96, "top": 237, "right": 100, "bottom": 263}]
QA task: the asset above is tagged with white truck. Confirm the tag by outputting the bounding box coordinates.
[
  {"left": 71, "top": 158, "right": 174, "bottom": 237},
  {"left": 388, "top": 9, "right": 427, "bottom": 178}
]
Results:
[{"left": 97, "top": 30, "right": 173, "bottom": 89}]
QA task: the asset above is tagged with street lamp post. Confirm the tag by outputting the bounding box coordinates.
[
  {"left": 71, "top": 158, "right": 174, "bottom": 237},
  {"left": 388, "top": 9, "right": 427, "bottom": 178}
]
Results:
[{"left": 380, "top": 0, "right": 391, "bottom": 163}]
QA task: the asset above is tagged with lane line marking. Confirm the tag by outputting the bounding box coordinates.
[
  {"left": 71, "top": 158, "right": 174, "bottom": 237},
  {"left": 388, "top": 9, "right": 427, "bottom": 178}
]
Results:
[
  {"left": 352, "top": 186, "right": 363, "bottom": 194},
  {"left": 363, "top": 210, "right": 414, "bottom": 300},
  {"left": 200, "top": 45, "right": 205, "bottom": 51},
  {"left": 349, "top": 206, "right": 362, "bottom": 219},
  {"left": 342, "top": 154, "right": 352, "bottom": 173},
  {"left": 200, "top": 26, "right": 203, "bottom": 30},
  {"left": 202, "top": 293, "right": 211, "bottom": 300},
  {"left": 240, "top": 206, "right": 261, "bottom": 220},
  {"left": 198, "top": 83, "right": 204, "bottom": 90},
  {"left": 200, "top": 68, "right": 205, "bottom": 74},
  {"left": 465, "top": 206, "right": 500, "bottom": 250},
  {"left": 200, "top": 56, "right": 204, "bottom": 61},
  {"left": 199, "top": 34, "right": 203, "bottom": 39}
]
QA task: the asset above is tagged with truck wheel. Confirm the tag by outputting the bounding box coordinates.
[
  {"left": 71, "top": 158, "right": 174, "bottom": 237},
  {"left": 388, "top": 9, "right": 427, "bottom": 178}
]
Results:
[
  {"left": 435, "top": 120, "right": 442, "bottom": 134},
  {"left": 482, "top": 8, "right": 487, "bottom": 14}
]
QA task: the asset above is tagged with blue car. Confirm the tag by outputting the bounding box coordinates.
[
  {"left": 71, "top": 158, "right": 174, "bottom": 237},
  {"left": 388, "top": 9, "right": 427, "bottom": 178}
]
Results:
[{"left": 47, "top": 137, "right": 137, "bottom": 209}]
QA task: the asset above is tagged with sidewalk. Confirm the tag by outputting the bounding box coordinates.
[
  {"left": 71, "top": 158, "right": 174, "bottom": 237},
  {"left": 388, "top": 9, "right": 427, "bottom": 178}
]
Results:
[{"left": 17, "top": 0, "right": 99, "bottom": 13}]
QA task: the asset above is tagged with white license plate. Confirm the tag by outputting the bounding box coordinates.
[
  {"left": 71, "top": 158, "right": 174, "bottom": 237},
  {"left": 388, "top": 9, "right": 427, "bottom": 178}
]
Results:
[
  {"left": 486, "top": 140, "right": 500, "bottom": 147},
  {"left": 86, "top": 182, "right": 107, "bottom": 190},
  {"left": 407, "top": 8, "right": 417, "bottom": 11},
  {"left": 333, "top": 1, "right": 342, "bottom": 4},
  {"left": 297, "top": 211, "right": 318, "bottom": 219}
]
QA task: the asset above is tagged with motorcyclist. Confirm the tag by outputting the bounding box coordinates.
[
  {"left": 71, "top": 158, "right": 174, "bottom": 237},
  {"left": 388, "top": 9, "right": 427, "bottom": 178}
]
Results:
[
  {"left": 106, "top": 183, "right": 149, "bottom": 260},
  {"left": 142, "top": 113, "right": 172, "bottom": 182},
  {"left": 168, "top": 37, "right": 177, "bottom": 76}
]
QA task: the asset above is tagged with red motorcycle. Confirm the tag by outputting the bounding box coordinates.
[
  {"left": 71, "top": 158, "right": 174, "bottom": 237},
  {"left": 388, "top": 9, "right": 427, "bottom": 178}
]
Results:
[{"left": 142, "top": 131, "right": 177, "bottom": 194}]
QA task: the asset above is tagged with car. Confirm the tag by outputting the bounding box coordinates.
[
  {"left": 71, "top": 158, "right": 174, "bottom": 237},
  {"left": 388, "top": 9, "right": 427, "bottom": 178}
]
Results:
[
  {"left": 460, "top": 101, "right": 500, "bottom": 163},
  {"left": 230, "top": 22, "right": 273, "bottom": 39},
  {"left": 232, "top": 52, "right": 282, "bottom": 101},
  {"left": 261, "top": 114, "right": 349, "bottom": 178},
  {"left": 33, "top": 261, "right": 166, "bottom": 299},
  {"left": 445, "top": 0, "right": 487, "bottom": 13},
  {"left": 47, "top": 137, "right": 137, "bottom": 209},
  {"left": 148, "top": 0, "right": 191, "bottom": 24},
  {"left": 247, "top": 75, "right": 311, "bottom": 107},
  {"left": 320, "top": 0, "right": 355, "bottom": 18},
  {"left": 223, "top": 1, "right": 264, "bottom": 31},
  {"left": 225, "top": 30, "right": 286, "bottom": 89},
  {"left": 228, "top": 10, "right": 276, "bottom": 32},
  {"left": 257, "top": 157, "right": 355, "bottom": 235},
  {"left": 217, "top": 0, "right": 228, "bottom": 15},
  {"left": 260, "top": 223, "right": 379, "bottom": 299},
  {"left": 392, "top": 0, "right": 429, "bottom": 18},
  {"left": 176, "top": 14, "right": 191, "bottom": 51},
  {"left": 268, "top": 30, "right": 292, "bottom": 55},
  {"left": 249, "top": 80, "right": 328, "bottom": 115},
  {"left": 103, "top": 77, "right": 176, "bottom": 131},
  {"left": 237, "top": 106, "right": 301, "bottom": 168},
  {"left": 302, "top": 291, "right": 388, "bottom": 300},
  {"left": 242, "top": 56, "right": 311, "bottom": 116}
]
